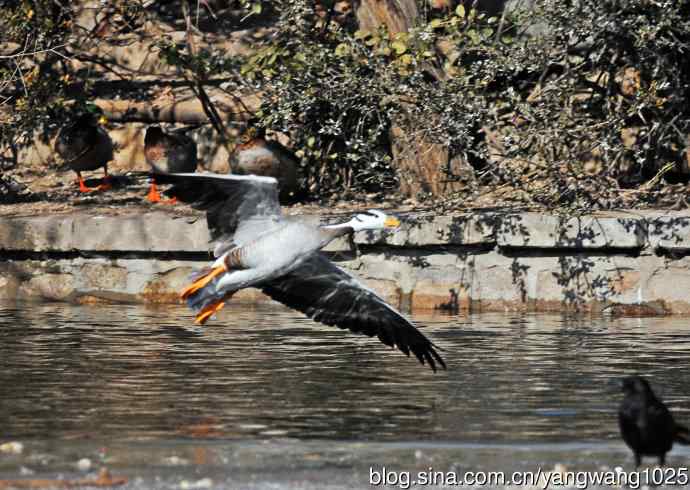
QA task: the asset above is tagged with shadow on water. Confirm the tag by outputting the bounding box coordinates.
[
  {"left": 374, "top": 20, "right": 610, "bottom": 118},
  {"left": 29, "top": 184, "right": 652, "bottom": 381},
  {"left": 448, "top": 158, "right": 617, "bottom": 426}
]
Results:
[{"left": 1, "top": 302, "right": 690, "bottom": 488}]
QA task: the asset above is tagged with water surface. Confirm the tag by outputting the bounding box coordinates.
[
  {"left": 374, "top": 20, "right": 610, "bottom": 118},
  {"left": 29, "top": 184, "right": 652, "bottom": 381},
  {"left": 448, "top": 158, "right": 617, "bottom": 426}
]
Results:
[{"left": 1, "top": 302, "right": 690, "bottom": 488}]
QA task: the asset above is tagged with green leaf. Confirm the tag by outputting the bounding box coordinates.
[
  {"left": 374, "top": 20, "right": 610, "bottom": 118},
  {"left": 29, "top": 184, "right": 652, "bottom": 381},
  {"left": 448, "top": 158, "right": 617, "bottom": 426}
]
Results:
[
  {"left": 251, "top": 2, "right": 262, "bottom": 15},
  {"left": 455, "top": 4, "right": 465, "bottom": 18},
  {"left": 430, "top": 19, "right": 444, "bottom": 29},
  {"left": 335, "top": 43, "right": 350, "bottom": 56},
  {"left": 391, "top": 41, "right": 407, "bottom": 55},
  {"left": 399, "top": 54, "right": 413, "bottom": 65},
  {"left": 393, "top": 32, "right": 409, "bottom": 43}
]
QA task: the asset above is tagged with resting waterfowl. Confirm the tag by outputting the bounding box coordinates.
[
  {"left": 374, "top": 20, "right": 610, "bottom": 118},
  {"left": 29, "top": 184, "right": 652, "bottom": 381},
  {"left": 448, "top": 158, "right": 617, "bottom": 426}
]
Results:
[
  {"left": 144, "top": 126, "right": 198, "bottom": 203},
  {"left": 153, "top": 172, "right": 445, "bottom": 371},
  {"left": 54, "top": 112, "right": 113, "bottom": 192},
  {"left": 230, "top": 123, "right": 299, "bottom": 200}
]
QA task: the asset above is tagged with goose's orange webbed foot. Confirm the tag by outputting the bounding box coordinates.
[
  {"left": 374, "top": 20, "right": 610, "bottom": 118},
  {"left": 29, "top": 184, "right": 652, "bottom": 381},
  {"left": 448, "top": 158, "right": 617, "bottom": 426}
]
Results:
[
  {"left": 195, "top": 300, "right": 227, "bottom": 325},
  {"left": 180, "top": 265, "right": 227, "bottom": 300}
]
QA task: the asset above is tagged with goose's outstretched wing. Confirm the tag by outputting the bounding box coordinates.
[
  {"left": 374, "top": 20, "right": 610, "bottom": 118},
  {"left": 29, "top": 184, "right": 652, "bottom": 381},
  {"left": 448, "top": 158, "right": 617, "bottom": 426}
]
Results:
[
  {"left": 152, "top": 172, "right": 282, "bottom": 254},
  {"left": 261, "top": 253, "right": 446, "bottom": 372}
]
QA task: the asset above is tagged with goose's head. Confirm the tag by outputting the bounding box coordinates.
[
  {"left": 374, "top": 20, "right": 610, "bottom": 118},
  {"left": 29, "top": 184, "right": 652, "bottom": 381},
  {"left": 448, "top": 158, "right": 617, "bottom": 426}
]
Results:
[{"left": 349, "top": 210, "right": 400, "bottom": 232}]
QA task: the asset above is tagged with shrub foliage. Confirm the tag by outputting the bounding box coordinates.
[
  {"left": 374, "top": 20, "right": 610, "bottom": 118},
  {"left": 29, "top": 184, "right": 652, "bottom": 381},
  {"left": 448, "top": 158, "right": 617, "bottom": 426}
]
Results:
[{"left": 2, "top": 0, "right": 689, "bottom": 209}]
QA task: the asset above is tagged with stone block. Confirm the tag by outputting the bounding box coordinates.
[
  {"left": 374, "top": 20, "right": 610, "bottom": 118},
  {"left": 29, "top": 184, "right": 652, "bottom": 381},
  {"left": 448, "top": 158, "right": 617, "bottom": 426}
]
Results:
[
  {"left": 497, "top": 213, "right": 646, "bottom": 249},
  {"left": 411, "top": 280, "right": 469, "bottom": 311},
  {"left": 360, "top": 278, "right": 401, "bottom": 308},
  {"left": 0, "top": 213, "right": 212, "bottom": 253},
  {"left": 19, "top": 273, "right": 75, "bottom": 301},
  {"left": 71, "top": 213, "right": 210, "bottom": 252},
  {"left": 140, "top": 267, "right": 194, "bottom": 304},
  {"left": 0, "top": 215, "right": 74, "bottom": 251},
  {"left": 80, "top": 263, "right": 128, "bottom": 290},
  {"left": 648, "top": 216, "right": 690, "bottom": 250},
  {"left": 470, "top": 252, "right": 527, "bottom": 306}
]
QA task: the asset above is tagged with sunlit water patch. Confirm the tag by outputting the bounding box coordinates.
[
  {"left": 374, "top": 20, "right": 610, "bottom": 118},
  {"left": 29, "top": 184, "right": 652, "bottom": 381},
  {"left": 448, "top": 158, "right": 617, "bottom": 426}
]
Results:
[{"left": 1, "top": 302, "right": 690, "bottom": 488}]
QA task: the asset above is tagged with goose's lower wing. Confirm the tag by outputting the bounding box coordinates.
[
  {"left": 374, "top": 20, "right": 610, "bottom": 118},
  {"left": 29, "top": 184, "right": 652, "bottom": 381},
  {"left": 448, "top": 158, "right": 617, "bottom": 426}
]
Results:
[{"left": 261, "top": 253, "right": 446, "bottom": 372}]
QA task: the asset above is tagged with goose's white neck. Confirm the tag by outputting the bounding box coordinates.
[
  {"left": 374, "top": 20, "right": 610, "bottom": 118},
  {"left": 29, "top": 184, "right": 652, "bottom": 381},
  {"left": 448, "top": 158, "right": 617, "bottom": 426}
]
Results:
[
  {"left": 323, "top": 219, "right": 360, "bottom": 232},
  {"left": 322, "top": 210, "right": 397, "bottom": 233}
]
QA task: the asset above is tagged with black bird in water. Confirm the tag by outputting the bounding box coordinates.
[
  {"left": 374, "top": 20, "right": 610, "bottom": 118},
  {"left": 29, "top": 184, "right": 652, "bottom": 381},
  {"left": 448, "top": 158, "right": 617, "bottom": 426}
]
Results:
[{"left": 618, "top": 375, "right": 690, "bottom": 467}]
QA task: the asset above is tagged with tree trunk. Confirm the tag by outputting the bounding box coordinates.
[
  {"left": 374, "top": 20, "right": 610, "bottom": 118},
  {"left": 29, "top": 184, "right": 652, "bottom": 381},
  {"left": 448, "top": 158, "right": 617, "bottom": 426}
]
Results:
[
  {"left": 353, "top": 0, "right": 420, "bottom": 34},
  {"left": 390, "top": 122, "right": 475, "bottom": 198},
  {"left": 355, "top": 0, "right": 477, "bottom": 198}
]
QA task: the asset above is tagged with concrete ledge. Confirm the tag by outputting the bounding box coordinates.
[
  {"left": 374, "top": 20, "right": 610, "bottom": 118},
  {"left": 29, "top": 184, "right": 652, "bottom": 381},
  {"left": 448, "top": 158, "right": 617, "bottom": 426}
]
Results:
[
  {"left": 0, "top": 213, "right": 210, "bottom": 252},
  {"left": 1, "top": 209, "right": 690, "bottom": 314},
  {"left": 496, "top": 213, "right": 646, "bottom": 249},
  {"left": 649, "top": 216, "right": 690, "bottom": 251}
]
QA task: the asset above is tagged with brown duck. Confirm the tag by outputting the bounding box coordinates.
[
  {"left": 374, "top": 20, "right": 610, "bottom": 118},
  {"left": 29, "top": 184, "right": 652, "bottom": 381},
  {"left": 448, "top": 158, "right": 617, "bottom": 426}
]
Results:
[
  {"left": 54, "top": 113, "right": 113, "bottom": 192},
  {"left": 229, "top": 124, "right": 298, "bottom": 200},
  {"left": 144, "top": 126, "right": 198, "bottom": 203}
]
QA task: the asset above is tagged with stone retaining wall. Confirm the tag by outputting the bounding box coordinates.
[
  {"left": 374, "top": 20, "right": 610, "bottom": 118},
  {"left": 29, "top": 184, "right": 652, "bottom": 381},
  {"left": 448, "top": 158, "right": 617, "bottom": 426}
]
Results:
[{"left": 1, "top": 210, "right": 690, "bottom": 314}]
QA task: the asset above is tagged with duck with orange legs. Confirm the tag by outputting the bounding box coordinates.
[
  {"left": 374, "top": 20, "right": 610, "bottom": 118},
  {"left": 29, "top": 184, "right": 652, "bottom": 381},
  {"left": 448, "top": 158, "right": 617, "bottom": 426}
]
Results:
[
  {"left": 144, "top": 126, "right": 197, "bottom": 204},
  {"left": 54, "top": 112, "right": 113, "bottom": 193}
]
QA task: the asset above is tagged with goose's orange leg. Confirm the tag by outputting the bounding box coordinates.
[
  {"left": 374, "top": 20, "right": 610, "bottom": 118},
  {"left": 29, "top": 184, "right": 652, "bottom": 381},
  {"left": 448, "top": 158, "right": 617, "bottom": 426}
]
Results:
[
  {"left": 180, "top": 265, "right": 227, "bottom": 300},
  {"left": 194, "top": 292, "right": 235, "bottom": 325}
]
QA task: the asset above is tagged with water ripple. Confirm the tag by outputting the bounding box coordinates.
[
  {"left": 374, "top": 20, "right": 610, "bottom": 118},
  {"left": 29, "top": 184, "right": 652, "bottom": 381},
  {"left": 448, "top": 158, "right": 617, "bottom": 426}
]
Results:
[{"left": 1, "top": 303, "right": 690, "bottom": 447}]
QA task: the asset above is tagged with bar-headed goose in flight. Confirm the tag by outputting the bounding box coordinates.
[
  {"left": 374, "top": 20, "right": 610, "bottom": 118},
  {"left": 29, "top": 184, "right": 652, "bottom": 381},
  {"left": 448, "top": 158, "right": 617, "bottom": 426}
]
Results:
[{"left": 154, "top": 172, "right": 446, "bottom": 371}]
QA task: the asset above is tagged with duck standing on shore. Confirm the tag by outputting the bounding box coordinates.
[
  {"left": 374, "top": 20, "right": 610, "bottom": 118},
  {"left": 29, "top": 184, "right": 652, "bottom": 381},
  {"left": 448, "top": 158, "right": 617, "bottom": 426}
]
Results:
[
  {"left": 54, "top": 112, "right": 113, "bottom": 193},
  {"left": 230, "top": 122, "right": 299, "bottom": 201},
  {"left": 144, "top": 126, "right": 198, "bottom": 203},
  {"left": 153, "top": 171, "right": 445, "bottom": 371}
]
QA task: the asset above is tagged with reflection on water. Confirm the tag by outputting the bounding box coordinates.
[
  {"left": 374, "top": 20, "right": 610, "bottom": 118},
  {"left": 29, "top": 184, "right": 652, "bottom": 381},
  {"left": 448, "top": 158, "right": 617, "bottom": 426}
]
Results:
[{"left": 1, "top": 302, "right": 690, "bottom": 488}]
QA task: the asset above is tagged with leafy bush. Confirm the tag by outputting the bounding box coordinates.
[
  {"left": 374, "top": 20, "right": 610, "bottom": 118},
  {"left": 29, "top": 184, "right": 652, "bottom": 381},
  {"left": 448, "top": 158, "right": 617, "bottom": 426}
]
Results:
[
  {"left": 241, "top": 0, "right": 690, "bottom": 207},
  {"left": 0, "top": 1, "right": 73, "bottom": 161},
  {"left": 2, "top": 0, "right": 689, "bottom": 210}
]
